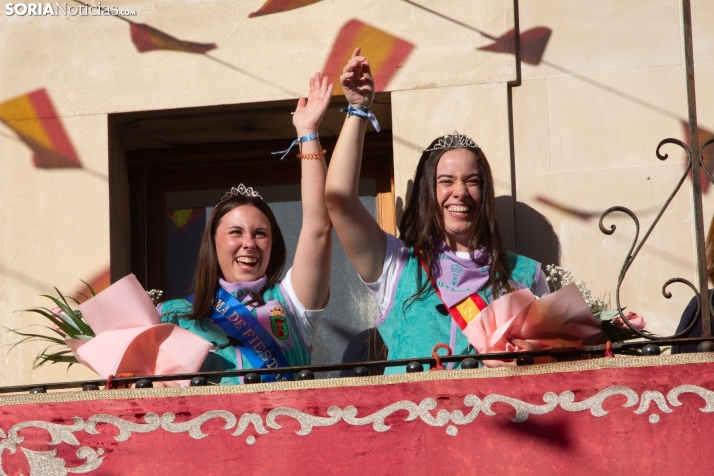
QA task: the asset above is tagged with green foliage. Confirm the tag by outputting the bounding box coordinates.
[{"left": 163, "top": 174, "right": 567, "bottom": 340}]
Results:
[{"left": 8, "top": 284, "right": 96, "bottom": 368}]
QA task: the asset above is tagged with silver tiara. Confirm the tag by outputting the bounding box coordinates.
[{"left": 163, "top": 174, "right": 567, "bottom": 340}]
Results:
[
  {"left": 424, "top": 131, "right": 479, "bottom": 152},
  {"left": 216, "top": 184, "right": 262, "bottom": 206}
]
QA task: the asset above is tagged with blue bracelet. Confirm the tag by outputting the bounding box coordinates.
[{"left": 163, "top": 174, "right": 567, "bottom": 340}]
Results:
[
  {"left": 272, "top": 132, "right": 319, "bottom": 160},
  {"left": 340, "top": 104, "right": 381, "bottom": 133}
]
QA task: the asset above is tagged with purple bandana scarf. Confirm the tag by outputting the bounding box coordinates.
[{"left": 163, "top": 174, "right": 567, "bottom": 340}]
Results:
[
  {"left": 433, "top": 241, "right": 492, "bottom": 308},
  {"left": 219, "top": 276, "right": 267, "bottom": 302},
  {"left": 218, "top": 276, "right": 293, "bottom": 349}
]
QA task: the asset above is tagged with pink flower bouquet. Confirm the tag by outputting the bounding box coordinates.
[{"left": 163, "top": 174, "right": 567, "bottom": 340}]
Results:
[
  {"left": 68, "top": 274, "right": 211, "bottom": 380},
  {"left": 462, "top": 283, "right": 605, "bottom": 354}
]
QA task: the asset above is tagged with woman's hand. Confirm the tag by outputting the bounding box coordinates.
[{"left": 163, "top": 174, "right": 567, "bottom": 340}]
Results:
[
  {"left": 340, "top": 47, "right": 374, "bottom": 108},
  {"left": 293, "top": 72, "right": 333, "bottom": 136},
  {"left": 481, "top": 338, "right": 553, "bottom": 368}
]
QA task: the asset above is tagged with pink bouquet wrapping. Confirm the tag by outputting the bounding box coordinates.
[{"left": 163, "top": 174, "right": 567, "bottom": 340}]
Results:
[
  {"left": 66, "top": 274, "right": 211, "bottom": 380},
  {"left": 462, "top": 283, "right": 604, "bottom": 354}
]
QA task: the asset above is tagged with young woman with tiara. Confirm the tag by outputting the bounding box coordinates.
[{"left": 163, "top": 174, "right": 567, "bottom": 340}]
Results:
[
  {"left": 325, "top": 51, "right": 550, "bottom": 372},
  {"left": 159, "top": 73, "right": 334, "bottom": 384}
]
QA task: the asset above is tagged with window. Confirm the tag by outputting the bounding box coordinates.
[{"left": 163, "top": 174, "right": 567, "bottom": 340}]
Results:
[{"left": 114, "top": 97, "right": 394, "bottom": 373}]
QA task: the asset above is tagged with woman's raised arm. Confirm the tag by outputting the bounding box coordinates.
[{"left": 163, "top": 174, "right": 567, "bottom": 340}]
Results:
[
  {"left": 325, "top": 50, "right": 387, "bottom": 284},
  {"left": 290, "top": 72, "right": 333, "bottom": 310}
]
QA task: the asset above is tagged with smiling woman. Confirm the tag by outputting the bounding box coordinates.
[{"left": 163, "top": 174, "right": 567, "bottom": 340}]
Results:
[
  {"left": 215, "top": 204, "right": 277, "bottom": 283},
  {"left": 156, "top": 73, "right": 334, "bottom": 384},
  {"left": 325, "top": 51, "right": 550, "bottom": 372}
]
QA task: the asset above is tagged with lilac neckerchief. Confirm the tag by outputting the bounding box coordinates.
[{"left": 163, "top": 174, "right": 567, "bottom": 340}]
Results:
[
  {"left": 433, "top": 241, "right": 491, "bottom": 308},
  {"left": 219, "top": 276, "right": 267, "bottom": 305},
  {"left": 218, "top": 276, "right": 293, "bottom": 349}
]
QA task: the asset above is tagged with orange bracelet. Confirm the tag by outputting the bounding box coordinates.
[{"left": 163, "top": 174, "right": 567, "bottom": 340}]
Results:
[{"left": 296, "top": 149, "right": 327, "bottom": 160}]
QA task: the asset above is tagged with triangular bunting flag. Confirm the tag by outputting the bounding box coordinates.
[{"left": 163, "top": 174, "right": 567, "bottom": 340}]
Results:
[
  {"left": 323, "top": 20, "right": 414, "bottom": 95},
  {"left": 129, "top": 22, "right": 217, "bottom": 54},
  {"left": 0, "top": 89, "right": 81, "bottom": 169},
  {"left": 168, "top": 208, "right": 205, "bottom": 233},
  {"left": 74, "top": 268, "right": 111, "bottom": 303},
  {"left": 249, "top": 0, "right": 322, "bottom": 18}
]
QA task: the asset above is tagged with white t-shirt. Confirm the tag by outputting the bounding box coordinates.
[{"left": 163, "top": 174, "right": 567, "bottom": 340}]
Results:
[
  {"left": 280, "top": 268, "right": 324, "bottom": 351},
  {"left": 364, "top": 234, "right": 549, "bottom": 325},
  {"left": 157, "top": 268, "right": 323, "bottom": 351}
]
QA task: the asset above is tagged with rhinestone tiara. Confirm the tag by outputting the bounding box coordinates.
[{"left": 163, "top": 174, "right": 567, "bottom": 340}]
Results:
[
  {"left": 216, "top": 184, "right": 262, "bottom": 207},
  {"left": 424, "top": 131, "right": 479, "bottom": 152}
]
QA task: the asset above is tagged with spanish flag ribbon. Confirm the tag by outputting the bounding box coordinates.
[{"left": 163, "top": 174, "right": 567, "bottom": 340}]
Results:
[
  {"left": 323, "top": 20, "right": 414, "bottom": 95},
  {"left": 129, "top": 22, "right": 217, "bottom": 54},
  {"left": 451, "top": 294, "right": 488, "bottom": 330},
  {"left": 248, "top": 0, "right": 323, "bottom": 18},
  {"left": 0, "top": 89, "right": 81, "bottom": 168},
  {"left": 417, "top": 250, "right": 488, "bottom": 330}
]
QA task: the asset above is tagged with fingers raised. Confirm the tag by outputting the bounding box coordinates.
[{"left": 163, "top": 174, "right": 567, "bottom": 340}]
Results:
[{"left": 319, "top": 74, "right": 330, "bottom": 98}]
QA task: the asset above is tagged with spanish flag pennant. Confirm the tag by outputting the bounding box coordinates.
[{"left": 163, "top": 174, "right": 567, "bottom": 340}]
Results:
[
  {"left": 248, "top": 0, "right": 322, "bottom": 18},
  {"left": 0, "top": 89, "right": 81, "bottom": 169},
  {"left": 168, "top": 208, "right": 205, "bottom": 233},
  {"left": 477, "top": 27, "right": 552, "bottom": 66},
  {"left": 323, "top": 20, "right": 414, "bottom": 95},
  {"left": 129, "top": 21, "right": 217, "bottom": 54},
  {"left": 74, "top": 268, "right": 111, "bottom": 302}
]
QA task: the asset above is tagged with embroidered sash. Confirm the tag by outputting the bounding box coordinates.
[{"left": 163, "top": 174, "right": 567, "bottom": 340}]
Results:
[
  {"left": 417, "top": 251, "right": 488, "bottom": 331},
  {"left": 189, "top": 287, "right": 293, "bottom": 382}
]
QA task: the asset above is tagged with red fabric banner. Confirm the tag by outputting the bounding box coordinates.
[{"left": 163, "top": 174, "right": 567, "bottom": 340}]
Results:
[{"left": 1, "top": 354, "right": 713, "bottom": 474}]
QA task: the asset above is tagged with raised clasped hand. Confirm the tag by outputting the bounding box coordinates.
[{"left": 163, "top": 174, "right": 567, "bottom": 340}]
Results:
[
  {"left": 340, "top": 47, "right": 374, "bottom": 108},
  {"left": 293, "top": 72, "right": 333, "bottom": 136}
]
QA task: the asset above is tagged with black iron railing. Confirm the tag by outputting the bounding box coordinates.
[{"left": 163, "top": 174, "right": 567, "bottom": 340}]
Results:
[{"left": 2, "top": 337, "right": 710, "bottom": 395}]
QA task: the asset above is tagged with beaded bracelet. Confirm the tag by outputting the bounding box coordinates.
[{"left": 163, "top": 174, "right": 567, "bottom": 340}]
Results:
[{"left": 296, "top": 149, "right": 327, "bottom": 160}]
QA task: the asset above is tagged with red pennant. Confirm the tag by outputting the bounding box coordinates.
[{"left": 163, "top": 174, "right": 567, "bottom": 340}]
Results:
[
  {"left": 249, "top": 0, "right": 323, "bottom": 17},
  {"left": 0, "top": 89, "right": 81, "bottom": 169},
  {"left": 74, "top": 269, "right": 111, "bottom": 303},
  {"left": 322, "top": 20, "right": 414, "bottom": 95},
  {"left": 129, "top": 22, "right": 216, "bottom": 54}
]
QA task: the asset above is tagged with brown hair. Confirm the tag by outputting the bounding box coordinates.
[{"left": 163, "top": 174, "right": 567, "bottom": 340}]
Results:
[
  {"left": 398, "top": 138, "right": 512, "bottom": 308},
  {"left": 706, "top": 217, "right": 714, "bottom": 284},
  {"left": 189, "top": 195, "right": 286, "bottom": 320}
]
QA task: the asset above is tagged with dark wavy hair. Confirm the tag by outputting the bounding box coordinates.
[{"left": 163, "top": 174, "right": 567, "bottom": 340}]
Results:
[
  {"left": 398, "top": 137, "right": 513, "bottom": 308},
  {"left": 188, "top": 195, "right": 286, "bottom": 320}
]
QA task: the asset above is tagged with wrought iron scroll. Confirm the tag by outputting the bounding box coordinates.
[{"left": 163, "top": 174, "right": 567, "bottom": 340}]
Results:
[
  {"left": 599, "top": 140, "right": 706, "bottom": 339},
  {"left": 598, "top": 0, "right": 713, "bottom": 342}
]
